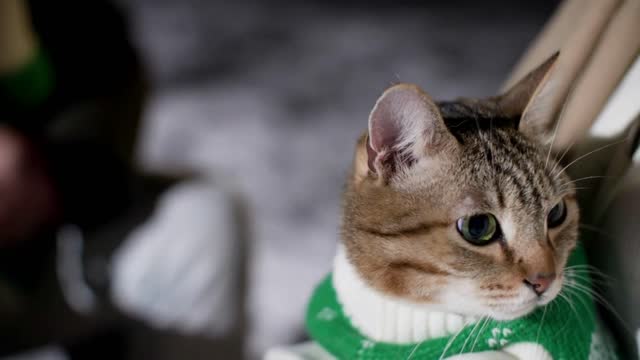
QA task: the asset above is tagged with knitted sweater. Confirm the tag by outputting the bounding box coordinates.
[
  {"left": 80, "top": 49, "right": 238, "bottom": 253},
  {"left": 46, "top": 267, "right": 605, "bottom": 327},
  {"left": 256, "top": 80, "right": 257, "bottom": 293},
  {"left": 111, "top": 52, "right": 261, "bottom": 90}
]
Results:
[{"left": 306, "top": 245, "right": 618, "bottom": 359}]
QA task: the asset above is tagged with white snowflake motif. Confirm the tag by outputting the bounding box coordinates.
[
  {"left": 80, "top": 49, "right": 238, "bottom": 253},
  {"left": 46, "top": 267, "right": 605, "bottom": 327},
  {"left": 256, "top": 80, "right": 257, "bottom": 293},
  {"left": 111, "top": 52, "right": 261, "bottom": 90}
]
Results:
[
  {"left": 316, "top": 307, "right": 337, "bottom": 321},
  {"left": 361, "top": 340, "right": 375, "bottom": 349},
  {"left": 357, "top": 339, "right": 376, "bottom": 356},
  {"left": 487, "top": 327, "right": 513, "bottom": 348}
]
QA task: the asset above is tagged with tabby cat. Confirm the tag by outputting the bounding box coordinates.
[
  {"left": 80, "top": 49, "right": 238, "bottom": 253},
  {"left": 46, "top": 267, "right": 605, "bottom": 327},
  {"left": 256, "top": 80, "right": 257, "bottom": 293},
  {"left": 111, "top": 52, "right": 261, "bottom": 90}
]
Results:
[{"left": 268, "top": 54, "right": 617, "bottom": 359}]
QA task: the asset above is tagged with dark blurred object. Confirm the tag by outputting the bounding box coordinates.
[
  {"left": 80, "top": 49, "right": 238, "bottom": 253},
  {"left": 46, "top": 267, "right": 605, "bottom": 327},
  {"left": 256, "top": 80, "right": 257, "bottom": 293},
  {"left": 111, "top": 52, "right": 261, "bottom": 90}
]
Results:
[
  {"left": 0, "top": 0, "right": 144, "bottom": 356},
  {"left": 24, "top": 0, "right": 144, "bottom": 162},
  {"left": 0, "top": 1, "right": 248, "bottom": 359},
  {"left": 0, "top": 126, "right": 57, "bottom": 247}
]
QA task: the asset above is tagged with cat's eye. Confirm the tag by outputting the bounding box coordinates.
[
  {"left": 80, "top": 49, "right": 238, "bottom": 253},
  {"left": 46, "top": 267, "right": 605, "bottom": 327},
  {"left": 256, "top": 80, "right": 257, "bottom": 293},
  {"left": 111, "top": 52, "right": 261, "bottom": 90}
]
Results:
[
  {"left": 547, "top": 200, "right": 567, "bottom": 228},
  {"left": 456, "top": 214, "right": 500, "bottom": 245}
]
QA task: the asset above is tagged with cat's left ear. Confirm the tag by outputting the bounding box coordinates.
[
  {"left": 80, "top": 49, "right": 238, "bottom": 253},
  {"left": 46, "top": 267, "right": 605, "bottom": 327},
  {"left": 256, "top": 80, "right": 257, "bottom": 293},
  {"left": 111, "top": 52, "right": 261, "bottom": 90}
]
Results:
[
  {"left": 365, "top": 84, "right": 455, "bottom": 180},
  {"left": 498, "top": 52, "right": 560, "bottom": 143}
]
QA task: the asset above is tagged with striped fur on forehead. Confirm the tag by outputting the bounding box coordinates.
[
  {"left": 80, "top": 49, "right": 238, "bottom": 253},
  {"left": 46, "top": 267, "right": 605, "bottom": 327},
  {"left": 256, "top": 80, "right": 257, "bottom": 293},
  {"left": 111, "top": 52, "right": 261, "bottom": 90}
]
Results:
[{"left": 437, "top": 101, "right": 565, "bottom": 210}]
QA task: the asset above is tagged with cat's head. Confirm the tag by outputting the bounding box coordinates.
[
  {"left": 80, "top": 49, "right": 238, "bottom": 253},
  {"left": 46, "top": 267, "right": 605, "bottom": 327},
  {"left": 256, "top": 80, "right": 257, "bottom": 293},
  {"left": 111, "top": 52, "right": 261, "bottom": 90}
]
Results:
[{"left": 342, "top": 53, "right": 579, "bottom": 320}]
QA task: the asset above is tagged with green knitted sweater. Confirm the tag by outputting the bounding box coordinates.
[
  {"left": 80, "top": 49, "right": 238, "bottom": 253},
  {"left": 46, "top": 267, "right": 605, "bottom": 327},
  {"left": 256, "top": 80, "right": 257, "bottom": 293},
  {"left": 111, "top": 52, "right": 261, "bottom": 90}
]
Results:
[{"left": 306, "top": 246, "right": 618, "bottom": 359}]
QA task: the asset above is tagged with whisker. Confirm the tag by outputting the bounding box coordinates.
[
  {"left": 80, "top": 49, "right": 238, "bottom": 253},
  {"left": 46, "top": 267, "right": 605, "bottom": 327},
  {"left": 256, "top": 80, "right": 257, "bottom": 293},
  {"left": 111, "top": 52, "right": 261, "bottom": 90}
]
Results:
[
  {"left": 458, "top": 317, "right": 485, "bottom": 355},
  {"left": 559, "top": 186, "right": 591, "bottom": 193},
  {"left": 536, "top": 304, "right": 548, "bottom": 344},
  {"left": 561, "top": 283, "right": 594, "bottom": 333},
  {"left": 563, "top": 281, "right": 634, "bottom": 336},
  {"left": 438, "top": 317, "right": 476, "bottom": 360},
  {"left": 565, "top": 263, "right": 603, "bottom": 270},
  {"left": 557, "top": 186, "right": 591, "bottom": 197},
  {"left": 566, "top": 278, "right": 594, "bottom": 324},
  {"left": 565, "top": 269, "right": 612, "bottom": 288},
  {"left": 578, "top": 224, "right": 615, "bottom": 239},
  {"left": 565, "top": 260, "right": 617, "bottom": 284},
  {"left": 565, "top": 266, "right": 614, "bottom": 281},
  {"left": 566, "top": 270, "right": 612, "bottom": 285},
  {"left": 406, "top": 341, "right": 421, "bottom": 360},
  {"left": 565, "top": 281, "right": 612, "bottom": 310},
  {"left": 565, "top": 265, "right": 606, "bottom": 274},
  {"left": 489, "top": 119, "right": 496, "bottom": 180},
  {"left": 558, "top": 175, "right": 615, "bottom": 188},
  {"left": 549, "top": 137, "right": 577, "bottom": 176},
  {"left": 555, "top": 290, "right": 583, "bottom": 335},
  {"left": 552, "top": 138, "right": 628, "bottom": 180},
  {"left": 547, "top": 82, "right": 576, "bottom": 171},
  {"left": 470, "top": 317, "right": 491, "bottom": 353},
  {"left": 545, "top": 110, "right": 564, "bottom": 170}
]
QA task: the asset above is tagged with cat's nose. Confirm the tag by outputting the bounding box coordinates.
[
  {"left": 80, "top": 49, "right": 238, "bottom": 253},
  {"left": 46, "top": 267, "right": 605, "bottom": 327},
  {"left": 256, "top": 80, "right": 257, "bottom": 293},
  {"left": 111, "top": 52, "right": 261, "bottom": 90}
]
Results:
[{"left": 523, "top": 273, "right": 555, "bottom": 296}]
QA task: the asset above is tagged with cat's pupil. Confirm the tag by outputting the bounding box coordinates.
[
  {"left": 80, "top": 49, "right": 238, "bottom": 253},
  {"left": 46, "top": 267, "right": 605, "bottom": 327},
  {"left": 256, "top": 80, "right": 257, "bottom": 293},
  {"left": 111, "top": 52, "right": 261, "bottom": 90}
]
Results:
[
  {"left": 547, "top": 200, "right": 567, "bottom": 228},
  {"left": 468, "top": 216, "right": 489, "bottom": 237}
]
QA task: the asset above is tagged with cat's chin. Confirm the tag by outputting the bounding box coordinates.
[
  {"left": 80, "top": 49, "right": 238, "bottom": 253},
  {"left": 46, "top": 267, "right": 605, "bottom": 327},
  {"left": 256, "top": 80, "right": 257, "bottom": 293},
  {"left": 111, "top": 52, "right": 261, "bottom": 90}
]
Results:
[
  {"left": 485, "top": 290, "right": 561, "bottom": 321},
  {"left": 488, "top": 303, "right": 538, "bottom": 321}
]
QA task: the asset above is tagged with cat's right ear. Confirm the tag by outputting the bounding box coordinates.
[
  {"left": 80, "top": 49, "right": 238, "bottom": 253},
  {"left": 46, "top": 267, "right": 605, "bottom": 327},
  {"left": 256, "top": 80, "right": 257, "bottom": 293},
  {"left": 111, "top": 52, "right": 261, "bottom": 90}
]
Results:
[
  {"left": 365, "top": 84, "right": 454, "bottom": 181},
  {"left": 498, "top": 52, "right": 560, "bottom": 143}
]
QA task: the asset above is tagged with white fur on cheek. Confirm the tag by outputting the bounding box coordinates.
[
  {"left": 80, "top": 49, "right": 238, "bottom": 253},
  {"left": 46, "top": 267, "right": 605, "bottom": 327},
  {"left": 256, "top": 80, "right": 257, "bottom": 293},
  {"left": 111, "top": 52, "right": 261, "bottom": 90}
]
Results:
[
  {"left": 498, "top": 212, "right": 517, "bottom": 246},
  {"left": 437, "top": 279, "right": 493, "bottom": 317}
]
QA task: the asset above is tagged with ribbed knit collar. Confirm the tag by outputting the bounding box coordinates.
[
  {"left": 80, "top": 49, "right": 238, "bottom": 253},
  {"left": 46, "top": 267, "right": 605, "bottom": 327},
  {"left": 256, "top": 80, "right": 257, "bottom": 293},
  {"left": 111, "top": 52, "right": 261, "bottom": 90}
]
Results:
[{"left": 332, "top": 245, "right": 478, "bottom": 344}]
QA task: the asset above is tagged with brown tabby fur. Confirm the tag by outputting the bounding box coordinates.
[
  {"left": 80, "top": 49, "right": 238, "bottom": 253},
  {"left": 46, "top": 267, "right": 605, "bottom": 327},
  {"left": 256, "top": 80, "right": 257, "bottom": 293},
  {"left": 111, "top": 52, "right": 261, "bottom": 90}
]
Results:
[{"left": 341, "top": 53, "right": 579, "bottom": 318}]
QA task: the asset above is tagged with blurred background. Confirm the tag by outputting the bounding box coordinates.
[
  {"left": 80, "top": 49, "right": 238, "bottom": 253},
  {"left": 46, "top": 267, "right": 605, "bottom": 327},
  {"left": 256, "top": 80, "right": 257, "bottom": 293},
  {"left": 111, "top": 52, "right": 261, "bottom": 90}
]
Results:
[{"left": 0, "top": 0, "right": 561, "bottom": 359}]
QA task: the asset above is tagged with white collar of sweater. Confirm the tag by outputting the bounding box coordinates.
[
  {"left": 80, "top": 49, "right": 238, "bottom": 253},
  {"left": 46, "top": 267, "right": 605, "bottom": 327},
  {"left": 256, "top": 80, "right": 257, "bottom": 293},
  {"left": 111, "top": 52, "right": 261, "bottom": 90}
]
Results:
[{"left": 332, "top": 245, "right": 478, "bottom": 343}]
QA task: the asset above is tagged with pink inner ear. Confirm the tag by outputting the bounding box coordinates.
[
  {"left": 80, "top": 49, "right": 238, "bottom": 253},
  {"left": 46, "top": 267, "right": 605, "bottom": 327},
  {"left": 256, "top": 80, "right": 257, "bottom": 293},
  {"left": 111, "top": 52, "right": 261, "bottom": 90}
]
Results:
[
  {"left": 367, "top": 84, "right": 447, "bottom": 176},
  {"left": 369, "top": 99, "right": 401, "bottom": 153},
  {"left": 368, "top": 93, "right": 403, "bottom": 173},
  {"left": 366, "top": 136, "right": 377, "bottom": 173}
]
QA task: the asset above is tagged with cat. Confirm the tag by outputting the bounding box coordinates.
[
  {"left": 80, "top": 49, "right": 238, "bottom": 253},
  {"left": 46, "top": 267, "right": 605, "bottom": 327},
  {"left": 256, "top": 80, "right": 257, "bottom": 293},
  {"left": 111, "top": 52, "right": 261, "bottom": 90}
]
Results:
[
  {"left": 342, "top": 53, "right": 573, "bottom": 323},
  {"left": 266, "top": 53, "right": 617, "bottom": 359}
]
